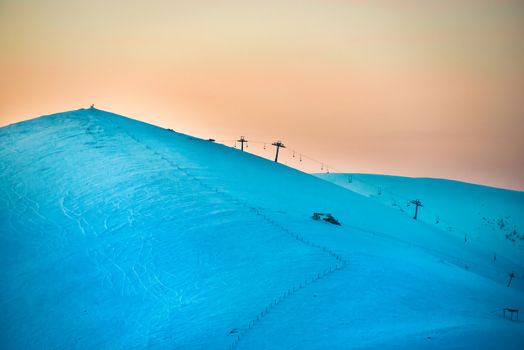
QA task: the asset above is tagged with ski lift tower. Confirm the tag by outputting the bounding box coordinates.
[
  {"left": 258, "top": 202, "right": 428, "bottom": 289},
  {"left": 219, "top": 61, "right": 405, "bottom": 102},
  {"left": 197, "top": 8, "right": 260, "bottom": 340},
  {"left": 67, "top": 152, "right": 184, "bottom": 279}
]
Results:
[
  {"left": 237, "top": 136, "right": 248, "bottom": 151},
  {"left": 272, "top": 141, "right": 285, "bottom": 163},
  {"left": 410, "top": 199, "right": 423, "bottom": 220}
]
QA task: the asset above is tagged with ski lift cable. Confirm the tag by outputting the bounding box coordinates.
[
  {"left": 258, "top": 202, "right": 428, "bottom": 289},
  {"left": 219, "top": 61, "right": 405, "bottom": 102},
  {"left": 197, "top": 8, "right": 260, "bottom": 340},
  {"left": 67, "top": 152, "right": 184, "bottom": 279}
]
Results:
[
  {"left": 217, "top": 139, "right": 427, "bottom": 207},
  {"left": 213, "top": 138, "right": 476, "bottom": 238},
  {"left": 350, "top": 175, "right": 490, "bottom": 244},
  {"left": 281, "top": 149, "right": 475, "bottom": 240}
]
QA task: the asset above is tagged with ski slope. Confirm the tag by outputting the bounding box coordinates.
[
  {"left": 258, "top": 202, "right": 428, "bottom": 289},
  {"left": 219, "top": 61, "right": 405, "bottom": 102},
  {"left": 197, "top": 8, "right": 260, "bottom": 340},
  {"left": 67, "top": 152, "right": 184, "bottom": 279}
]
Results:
[
  {"left": 1, "top": 108, "right": 523, "bottom": 349},
  {"left": 316, "top": 173, "right": 524, "bottom": 270}
]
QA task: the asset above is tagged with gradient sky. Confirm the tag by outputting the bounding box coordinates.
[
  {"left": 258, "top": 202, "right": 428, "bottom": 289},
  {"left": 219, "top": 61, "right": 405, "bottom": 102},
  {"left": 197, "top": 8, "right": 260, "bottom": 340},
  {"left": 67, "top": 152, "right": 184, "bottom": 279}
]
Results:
[{"left": 1, "top": 0, "right": 523, "bottom": 190}]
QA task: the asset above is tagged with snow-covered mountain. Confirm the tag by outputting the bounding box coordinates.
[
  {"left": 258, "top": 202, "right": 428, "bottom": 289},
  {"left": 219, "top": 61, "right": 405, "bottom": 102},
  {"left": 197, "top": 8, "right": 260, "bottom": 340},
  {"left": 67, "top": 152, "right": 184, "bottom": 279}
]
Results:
[
  {"left": 316, "top": 173, "right": 524, "bottom": 268},
  {"left": 1, "top": 109, "right": 523, "bottom": 349}
]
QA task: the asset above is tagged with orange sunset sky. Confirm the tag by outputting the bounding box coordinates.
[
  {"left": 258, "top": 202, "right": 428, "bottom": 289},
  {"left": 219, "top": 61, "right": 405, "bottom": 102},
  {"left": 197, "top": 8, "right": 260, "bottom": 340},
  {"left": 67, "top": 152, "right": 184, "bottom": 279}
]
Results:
[{"left": 1, "top": 0, "right": 523, "bottom": 190}]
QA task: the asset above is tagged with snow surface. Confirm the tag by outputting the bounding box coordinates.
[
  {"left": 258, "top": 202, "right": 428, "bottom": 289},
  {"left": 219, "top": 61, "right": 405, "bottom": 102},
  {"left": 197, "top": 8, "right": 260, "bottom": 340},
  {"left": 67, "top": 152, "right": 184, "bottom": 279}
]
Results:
[
  {"left": 1, "top": 109, "right": 523, "bottom": 349},
  {"left": 316, "top": 173, "right": 524, "bottom": 272}
]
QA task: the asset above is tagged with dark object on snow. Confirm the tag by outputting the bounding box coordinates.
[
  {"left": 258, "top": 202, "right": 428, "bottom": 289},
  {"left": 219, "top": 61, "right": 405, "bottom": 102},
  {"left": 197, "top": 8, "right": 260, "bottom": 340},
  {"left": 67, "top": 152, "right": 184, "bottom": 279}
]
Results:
[
  {"left": 503, "top": 308, "right": 519, "bottom": 321},
  {"left": 507, "top": 272, "right": 515, "bottom": 288},
  {"left": 208, "top": 138, "right": 215, "bottom": 142},
  {"left": 324, "top": 214, "right": 341, "bottom": 226},
  {"left": 312, "top": 212, "right": 341, "bottom": 226},
  {"left": 312, "top": 212, "right": 322, "bottom": 220}
]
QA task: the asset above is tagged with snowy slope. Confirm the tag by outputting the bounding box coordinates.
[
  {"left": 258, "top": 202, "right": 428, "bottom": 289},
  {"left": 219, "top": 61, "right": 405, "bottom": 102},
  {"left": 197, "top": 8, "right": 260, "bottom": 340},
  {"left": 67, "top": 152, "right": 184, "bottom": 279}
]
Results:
[
  {"left": 316, "top": 173, "right": 524, "bottom": 270},
  {"left": 1, "top": 109, "right": 523, "bottom": 349}
]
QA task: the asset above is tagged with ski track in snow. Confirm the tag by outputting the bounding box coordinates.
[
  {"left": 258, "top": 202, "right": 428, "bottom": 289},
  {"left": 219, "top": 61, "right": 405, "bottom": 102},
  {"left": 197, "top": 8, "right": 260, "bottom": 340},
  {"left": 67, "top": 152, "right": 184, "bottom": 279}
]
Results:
[
  {"left": 99, "top": 114, "right": 349, "bottom": 349},
  {"left": 2, "top": 110, "right": 523, "bottom": 349}
]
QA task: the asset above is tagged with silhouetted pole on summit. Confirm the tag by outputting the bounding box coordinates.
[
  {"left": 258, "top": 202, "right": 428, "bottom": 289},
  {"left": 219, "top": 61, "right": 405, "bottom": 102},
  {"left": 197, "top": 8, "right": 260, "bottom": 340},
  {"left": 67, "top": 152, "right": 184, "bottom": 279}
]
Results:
[
  {"left": 410, "top": 199, "right": 423, "bottom": 220},
  {"left": 237, "top": 136, "right": 248, "bottom": 151},
  {"left": 272, "top": 141, "right": 285, "bottom": 162}
]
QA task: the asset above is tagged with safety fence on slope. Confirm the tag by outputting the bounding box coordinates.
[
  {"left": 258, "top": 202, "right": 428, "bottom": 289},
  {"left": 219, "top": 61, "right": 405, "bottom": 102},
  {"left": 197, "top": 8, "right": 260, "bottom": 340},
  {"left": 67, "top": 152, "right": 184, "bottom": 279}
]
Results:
[
  {"left": 343, "top": 222, "right": 522, "bottom": 288},
  {"left": 103, "top": 119, "right": 348, "bottom": 350},
  {"left": 168, "top": 163, "right": 347, "bottom": 349}
]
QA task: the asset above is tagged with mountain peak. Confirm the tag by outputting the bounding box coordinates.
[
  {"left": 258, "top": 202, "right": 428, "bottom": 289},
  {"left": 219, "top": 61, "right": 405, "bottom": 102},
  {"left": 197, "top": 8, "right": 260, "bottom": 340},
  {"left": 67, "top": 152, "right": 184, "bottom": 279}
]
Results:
[{"left": 1, "top": 109, "right": 523, "bottom": 349}]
